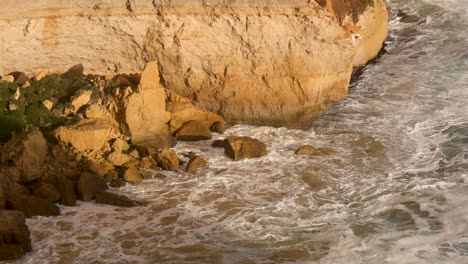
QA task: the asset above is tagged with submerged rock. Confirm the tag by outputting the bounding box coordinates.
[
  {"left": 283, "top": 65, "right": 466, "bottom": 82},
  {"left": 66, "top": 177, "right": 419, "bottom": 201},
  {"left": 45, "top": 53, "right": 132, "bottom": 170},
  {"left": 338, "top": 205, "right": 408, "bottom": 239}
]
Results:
[
  {"left": 295, "top": 145, "right": 318, "bottom": 155},
  {"left": 0, "top": 210, "right": 31, "bottom": 261},
  {"left": 95, "top": 191, "right": 143, "bottom": 207},
  {"left": 222, "top": 136, "right": 267, "bottom": 161}
]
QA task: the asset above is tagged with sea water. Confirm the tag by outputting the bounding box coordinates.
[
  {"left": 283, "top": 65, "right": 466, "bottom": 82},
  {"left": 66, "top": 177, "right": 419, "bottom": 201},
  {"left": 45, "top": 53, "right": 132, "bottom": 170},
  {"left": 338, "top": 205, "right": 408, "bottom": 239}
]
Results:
[{"left": 15, "top": 0, "right": 468, "bottom": 263}]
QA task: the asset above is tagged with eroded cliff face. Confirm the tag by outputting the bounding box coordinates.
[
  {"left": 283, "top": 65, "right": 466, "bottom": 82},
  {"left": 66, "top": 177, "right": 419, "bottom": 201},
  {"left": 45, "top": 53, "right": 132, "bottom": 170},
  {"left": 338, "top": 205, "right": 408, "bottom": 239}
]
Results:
[{"left": 0, "top": 0, "right": 388, "bottom": 127}]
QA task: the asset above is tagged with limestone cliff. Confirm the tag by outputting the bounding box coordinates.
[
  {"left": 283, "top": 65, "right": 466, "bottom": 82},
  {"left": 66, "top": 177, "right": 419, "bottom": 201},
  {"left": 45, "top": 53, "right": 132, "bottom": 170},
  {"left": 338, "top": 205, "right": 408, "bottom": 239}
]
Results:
[{"left": 0, "top": 0, "right": 388, "bottom": 127}]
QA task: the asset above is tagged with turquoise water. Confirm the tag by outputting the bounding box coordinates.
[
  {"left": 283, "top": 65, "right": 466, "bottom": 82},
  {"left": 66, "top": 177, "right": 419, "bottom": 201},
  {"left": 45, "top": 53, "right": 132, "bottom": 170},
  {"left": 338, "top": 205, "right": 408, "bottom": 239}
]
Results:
[{"left": 17, "top": 0, "right": 468, "bottom": 263}]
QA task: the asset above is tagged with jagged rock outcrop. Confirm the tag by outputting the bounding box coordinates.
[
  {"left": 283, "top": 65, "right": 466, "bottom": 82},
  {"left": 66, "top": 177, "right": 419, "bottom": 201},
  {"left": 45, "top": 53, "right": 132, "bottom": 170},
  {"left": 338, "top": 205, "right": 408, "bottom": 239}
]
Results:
[
  {"left": 54, "top": 118, "right": 116, "bottom": 153},
  {"left": 0, "top": 0, "right": 388, "bottom": 127},
  {"left": 0, "top": 130, "right": 48, "bottom": 183},
  {"left": 123, "top": 62, "right": 174, "bottom": 148}
]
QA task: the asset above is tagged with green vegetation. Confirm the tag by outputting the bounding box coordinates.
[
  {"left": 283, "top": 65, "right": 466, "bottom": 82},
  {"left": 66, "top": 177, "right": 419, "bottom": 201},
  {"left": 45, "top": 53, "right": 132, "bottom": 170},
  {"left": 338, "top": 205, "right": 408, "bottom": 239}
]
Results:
[{"left": 0, "top": 74, "right": 98, "bottom": 141}]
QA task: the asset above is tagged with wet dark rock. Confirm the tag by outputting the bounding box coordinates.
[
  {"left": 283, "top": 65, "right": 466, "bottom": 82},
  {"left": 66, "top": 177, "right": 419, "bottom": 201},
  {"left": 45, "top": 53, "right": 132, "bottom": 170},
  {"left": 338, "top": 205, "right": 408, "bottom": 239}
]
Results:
[
  {"left": 222, "top": 136, "right": 267, "bottom": 161},
  {"left": 55, "top": 175, "right": 78, "bottom": 206},
  {"left": 0, "top": 210, "right": 31, "bottom": 261},
  {"left": 32, "top": 183, "right": 60, "bottom": 203},
  {"left": 110, "top": 178, "right": 126, "bottom": 188},
  {"left": 7, "top": 195, "right": 60, "bottom": 218},
  {"left": 211, "top": 139, "right": 225, "bottom": 148},
  {"left": 95, "top": 191, "right": 143, "bottom": 207},
  {"left": 77, "top": 172, "right": 108, "bottom": 201}
]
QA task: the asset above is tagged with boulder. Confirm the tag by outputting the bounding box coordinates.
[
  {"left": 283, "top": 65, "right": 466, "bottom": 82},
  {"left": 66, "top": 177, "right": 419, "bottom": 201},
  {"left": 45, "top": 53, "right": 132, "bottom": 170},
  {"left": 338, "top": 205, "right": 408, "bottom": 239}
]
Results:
[
  {"left": 223, "top": 136, "right": 267, "bottom": 161},
  {"left": 77, "top": 172, "right": 108, "bottom": 201},
  {"left": 0, "top": 130, "right": 48, "bottom": 183},
  {"left": 154, "top": 173, "right": 167, "bottom": 180},
  {"left": 211, "top": 139, "right": 225, "bottom": 148},
  {"left": 84, "top": 160, "right": 114, "bottom": 177},
  {"left": 166, "top": 92, "right": 226, "bottom": 134},
  {"left": 109, "top": 178, "right": 126, "bottom": 188},
  {"left": 104, "top": 170, "right": 119, "bottom": 182},
  {"left": 123, "top": 165, "right": 142, "bottom": 184},
  {"left": 11, "top": 72, "right": 29, "bottom": 86},
  {"left": 43, "top": 100, "right": 54, "bottom": 111},
  {"left": 124, "top": 62, "right": 174, "bottom": 149},
  {"left": 54, "top": 118, "right": 115, "bottom": 153},
  {"left": 1, "top": 75, "right": 14, "bottom": 83},
  {"left": 107, "top": 151, "right": 133, "bottom": 167},
  {"left": 69, "top": 89, "right": 93, "bottom": 112},
  {"left": 0, "top": 210, "right": 31, "bottom": 261},
  {"left": 139, "top": 156, "right": 156, "bottom": 169},
  {"left": 95, "top": 191, "right": 143, "bottom": 207},
  {"left": 154, "top": 148, "right": 179, "bottom": 171},
  {"left": 111, "top": 138, "right": 130, "bottom": 152},
  {"left": 55, "top": 175, "right": 77, "bottom": 206},
  {"left": 60, "top": 63, "right": 84, "bottom": 78},
  {"left": 175, "top": 121, "right": 212, "bottom": 141},
  {"left": 185, "top": 156, "right": 207, "bottom": 173},
  {"left": 295, "top": 145, "right": 318, "bottom": 155},
  {"left": 7, "top": 195, "right": 60, "bottom": 218},
  {"left": 32, "top": 183, "right": 60, "bottom": 203}
]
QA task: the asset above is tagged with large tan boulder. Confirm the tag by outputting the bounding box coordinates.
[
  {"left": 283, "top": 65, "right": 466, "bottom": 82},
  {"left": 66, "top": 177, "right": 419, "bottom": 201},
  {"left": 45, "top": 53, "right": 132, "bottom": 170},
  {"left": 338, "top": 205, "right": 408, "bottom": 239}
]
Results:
[
  {"left": 154, "top": 148, "right": 179, "bottom": 171},
  {"left": 0, "top": 0, "right": 387, "bottom": 127},
  {"left": 84, "top": 160, "right": 114, "bottom": 177},
  {"left": 167, "top": 92, "right": 226, "bottom": 134},
  {"left": 54, "top": 118, "right": 115, "bottom": 153},
  {"left": 0, "top": 130, "right": 48, "bottom": 183},
  {"left": 223, "top": 136, "right": 267, "bottom": 161},
  {"left": 107, "top": 151, "right": 133, "bottom": 167},
  {"left": 123, "top": 165, "right": 143, "bottom": 184},
  {"left": 175, "top": 121, "right": 213, "bottom": 141},
  {"left": 124, "top": 62, "right": 174, "bottom": 148},
  {"left": 0, "top": 210, "right": 31, "bottom": 261}
]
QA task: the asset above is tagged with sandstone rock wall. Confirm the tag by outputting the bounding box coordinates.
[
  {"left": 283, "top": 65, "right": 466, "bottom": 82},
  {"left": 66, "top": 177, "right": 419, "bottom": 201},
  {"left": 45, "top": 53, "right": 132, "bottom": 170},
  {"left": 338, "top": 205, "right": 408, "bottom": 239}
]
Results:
[{"left": 0, "top": 0, "right": 388, "bottom": 127}]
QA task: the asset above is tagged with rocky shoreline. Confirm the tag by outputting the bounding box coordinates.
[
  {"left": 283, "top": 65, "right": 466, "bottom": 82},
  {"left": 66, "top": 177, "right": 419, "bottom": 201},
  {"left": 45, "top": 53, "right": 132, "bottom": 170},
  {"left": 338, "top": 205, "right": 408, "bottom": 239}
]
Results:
[
  {"left": 0, "top": 0, "right": 389, "bottom": 261},
  {"left": 0, "top": 62, "right": 323, "bottom": 261}
]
